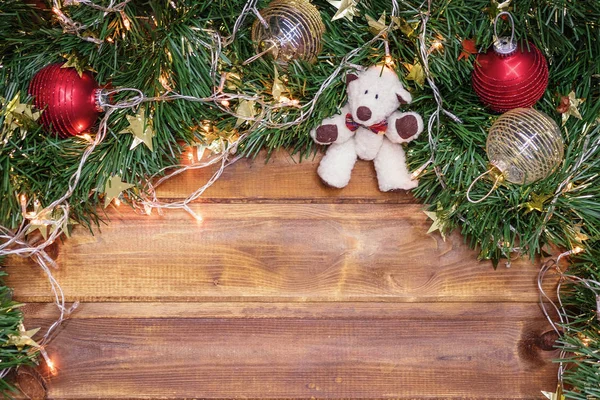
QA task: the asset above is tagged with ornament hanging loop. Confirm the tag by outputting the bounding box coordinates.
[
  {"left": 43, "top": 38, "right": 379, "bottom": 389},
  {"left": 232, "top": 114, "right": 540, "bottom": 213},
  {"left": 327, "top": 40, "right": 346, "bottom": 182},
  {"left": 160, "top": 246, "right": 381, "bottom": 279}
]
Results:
[
  {"left": 493, "top": 11, "right": 516, "bottom": 55},
  {"left": 97, "top": 88, "right": 145, "bottom": 110},
  {"left": 466, "top": 167, "right": 504, "bottom": 204}
]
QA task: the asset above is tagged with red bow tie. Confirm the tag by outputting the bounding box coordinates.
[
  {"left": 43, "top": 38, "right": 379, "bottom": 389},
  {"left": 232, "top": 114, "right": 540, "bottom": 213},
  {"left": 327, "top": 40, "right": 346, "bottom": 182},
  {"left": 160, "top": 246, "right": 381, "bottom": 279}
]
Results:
[{"left": 345, "top": 113, "right": 388, "bottom": 135}]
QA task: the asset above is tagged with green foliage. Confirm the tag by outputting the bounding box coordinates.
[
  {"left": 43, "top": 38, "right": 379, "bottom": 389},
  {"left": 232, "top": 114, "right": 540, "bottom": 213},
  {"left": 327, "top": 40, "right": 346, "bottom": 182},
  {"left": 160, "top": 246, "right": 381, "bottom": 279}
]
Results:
[
  {"left": 0, "top": 263, "right": 38, "bottom": 395},
  {"left": 1, "top": 0, "right": 600, "bottom": 396}
]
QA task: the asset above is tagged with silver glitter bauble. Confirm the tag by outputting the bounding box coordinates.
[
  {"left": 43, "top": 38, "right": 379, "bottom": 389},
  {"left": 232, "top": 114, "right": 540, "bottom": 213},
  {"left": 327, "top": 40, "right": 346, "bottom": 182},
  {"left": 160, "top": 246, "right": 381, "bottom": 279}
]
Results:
[
  {"left": 251, "top": 0, "right": 325, "bottom": 63},
  {"left": 487, "top": 108, "right": 564, "bottom": 185}
]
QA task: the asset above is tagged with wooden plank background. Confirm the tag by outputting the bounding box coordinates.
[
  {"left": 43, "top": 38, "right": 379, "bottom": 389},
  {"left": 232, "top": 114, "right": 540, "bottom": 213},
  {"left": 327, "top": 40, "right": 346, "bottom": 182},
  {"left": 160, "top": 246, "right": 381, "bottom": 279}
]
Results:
[{"left": 6, "top": 151, "right": 558, "bottom": 399}]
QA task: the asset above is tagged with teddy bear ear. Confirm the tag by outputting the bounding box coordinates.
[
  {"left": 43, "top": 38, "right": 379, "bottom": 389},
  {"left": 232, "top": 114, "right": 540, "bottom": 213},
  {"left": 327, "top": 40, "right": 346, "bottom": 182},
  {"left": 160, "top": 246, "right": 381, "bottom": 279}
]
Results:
[
  {"left": 396, "top": 87, "right": 412, "bottom": 105},
  {"left": 346, "top": 73, "right": 359, "bottom": 85}
]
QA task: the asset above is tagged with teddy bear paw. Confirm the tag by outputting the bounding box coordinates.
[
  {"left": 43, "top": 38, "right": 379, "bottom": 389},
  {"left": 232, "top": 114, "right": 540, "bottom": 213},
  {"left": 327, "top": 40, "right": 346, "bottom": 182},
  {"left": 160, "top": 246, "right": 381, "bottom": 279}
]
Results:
[
  {"left": 378, "top": 177, "right": 418, "bottom": 192},
  {"left": 395, "top": 114, "right": 420, "bottom": 140},
  {"left": 315, "top": 124, "right": 338, "bottom": 144}
]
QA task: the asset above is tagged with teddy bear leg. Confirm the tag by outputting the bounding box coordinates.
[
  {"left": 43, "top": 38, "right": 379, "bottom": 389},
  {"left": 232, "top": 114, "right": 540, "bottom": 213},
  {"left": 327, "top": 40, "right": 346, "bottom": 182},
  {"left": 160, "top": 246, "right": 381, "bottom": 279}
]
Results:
[
  {"left": 374, "top": 138, "right": 418, "bottom": 191},
  {"left": 317, "top": 139, "right": 358, "bottom": 188}
]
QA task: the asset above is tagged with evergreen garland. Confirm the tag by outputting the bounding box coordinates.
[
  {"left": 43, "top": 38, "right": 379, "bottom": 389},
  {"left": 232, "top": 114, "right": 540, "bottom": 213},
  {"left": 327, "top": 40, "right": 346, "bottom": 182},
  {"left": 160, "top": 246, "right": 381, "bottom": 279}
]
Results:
[
  {"left": 0, "top": 261, "right": 39, "bottom": 396},
  {"left": 1, "top": 0, "right": 600, "bottom": 396}
]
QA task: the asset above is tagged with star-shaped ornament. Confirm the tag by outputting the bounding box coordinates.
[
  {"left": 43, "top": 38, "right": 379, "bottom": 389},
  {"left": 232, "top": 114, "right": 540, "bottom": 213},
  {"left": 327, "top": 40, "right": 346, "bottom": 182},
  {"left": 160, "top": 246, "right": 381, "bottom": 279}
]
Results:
[
  {"left": 424, "top": 210, "right": 446, "bottom": 241},
  {"left": 6, "top": 324, "right": 41, "bottom": 351},
  {"left": 104, "top": 175, "right": 135, "bottom": 208},
  {"left": 486, "top": 0, "right": 512, "bottom": 19},
  {"left": 2, "top": 93, "right": 41, "bottom": 135},
  {"left": 225, "top": 72, "right": 242, "bottom": 91},
  {"left": 61, "top": 54, "right": 92, "bottom": 78},
  {"left": 271, "top": 67, "right": 289, "bottom": 102},
  {"left": 235, "top": 100, "right": 257, "bottom": 128},
  {"left": 24, "top": 201, "right": 55, "bottom": 240},
  {"left": 327, "top": 0, "right": 359, "bottom": 22},
  {"left": 394, "top": 17, "right": 419, "bottom": 38},
  {"left": 523, "top": 192, "right": 553, "bottom": 214},
  {"left": 567, "top": 223, "right": 589, "bottom": 245},
  {"left": 48, "top": 209, "right": 78, "bottom": 238},
  {"left": 458, "top": 38, "right": 477, "bottom": 61},
  {"left": 120, "top": 108, "right": 155, "bottom": 151},
  {"left": 542, "top": 384, "right": 564, "bottom": 400},
  {"left": 557, "top": 91, "right": 584, "bottom": 125},
  {"left": 404, "top": 62, "right": 425, "bottom": 87},
  {"left": 366, "top": 12, "right": 389, "bottom": 37}
]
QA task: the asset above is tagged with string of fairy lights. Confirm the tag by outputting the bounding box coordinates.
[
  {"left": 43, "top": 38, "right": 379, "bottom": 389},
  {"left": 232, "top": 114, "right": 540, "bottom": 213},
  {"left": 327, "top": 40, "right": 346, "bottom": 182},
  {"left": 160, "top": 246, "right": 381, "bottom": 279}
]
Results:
[
  {"left": 0, "top": 0, "right": 596, "bottom": 395},
  {"left": 0, "top": 0, "right": 405, "bottom": 376}
]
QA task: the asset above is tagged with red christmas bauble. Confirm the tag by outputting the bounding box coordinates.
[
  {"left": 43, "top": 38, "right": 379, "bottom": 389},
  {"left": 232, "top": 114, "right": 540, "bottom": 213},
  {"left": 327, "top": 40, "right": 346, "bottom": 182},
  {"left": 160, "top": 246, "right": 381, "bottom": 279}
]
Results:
[
  {"left": 28, "top": 63, "right": 103, "bottom": 138},
  {"left": 472, "top": 39, "right": 548, "bottom": 113}
]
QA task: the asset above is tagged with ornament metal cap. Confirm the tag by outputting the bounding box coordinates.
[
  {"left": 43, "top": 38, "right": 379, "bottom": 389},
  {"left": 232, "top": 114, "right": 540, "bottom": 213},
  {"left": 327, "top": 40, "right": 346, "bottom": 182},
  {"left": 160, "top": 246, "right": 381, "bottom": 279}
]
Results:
[
  {"left": 492, "top": 12, "right": 517, "bottom": 56},
  {"left": 94, "top": 89, "right": 108, "bottom": 112}
]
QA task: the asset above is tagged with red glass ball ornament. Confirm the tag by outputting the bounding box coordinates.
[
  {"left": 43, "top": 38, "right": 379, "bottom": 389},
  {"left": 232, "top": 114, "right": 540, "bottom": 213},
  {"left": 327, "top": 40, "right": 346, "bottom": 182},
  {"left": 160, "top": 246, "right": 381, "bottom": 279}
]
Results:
[
  {"left": 28, "top": 63, "right": 103, "bottom": 138},
  {"left": 472, "top": 39, "right": 548, "bottom": 113}
]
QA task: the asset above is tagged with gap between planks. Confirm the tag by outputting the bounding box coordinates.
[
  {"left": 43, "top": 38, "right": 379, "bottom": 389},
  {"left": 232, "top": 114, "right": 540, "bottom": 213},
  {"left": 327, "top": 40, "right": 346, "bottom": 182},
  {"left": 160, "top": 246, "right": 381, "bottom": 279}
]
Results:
[{"left": 155, "top": 150, "right": 416, "bottom": 203}]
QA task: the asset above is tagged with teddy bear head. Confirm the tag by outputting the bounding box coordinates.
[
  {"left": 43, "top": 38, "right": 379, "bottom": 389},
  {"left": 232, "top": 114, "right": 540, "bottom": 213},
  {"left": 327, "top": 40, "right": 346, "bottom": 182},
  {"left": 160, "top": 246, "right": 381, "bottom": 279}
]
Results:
[{"left": 345, "top": 65, "right": 412, "bottom": 127}]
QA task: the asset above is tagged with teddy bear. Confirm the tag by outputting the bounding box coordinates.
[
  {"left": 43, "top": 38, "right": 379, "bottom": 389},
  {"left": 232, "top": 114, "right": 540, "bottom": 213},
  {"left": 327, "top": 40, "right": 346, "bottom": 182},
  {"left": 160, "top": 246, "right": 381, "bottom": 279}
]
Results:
[{"left": 310, "top": 65, "right": 424, "bottom": 191}]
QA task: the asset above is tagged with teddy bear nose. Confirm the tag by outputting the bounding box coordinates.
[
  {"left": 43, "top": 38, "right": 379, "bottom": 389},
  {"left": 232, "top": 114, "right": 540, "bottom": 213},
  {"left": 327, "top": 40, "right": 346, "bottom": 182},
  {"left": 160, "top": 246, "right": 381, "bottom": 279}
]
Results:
[{"left": 356, "top": 106, "right": 372, "bottom": 121}]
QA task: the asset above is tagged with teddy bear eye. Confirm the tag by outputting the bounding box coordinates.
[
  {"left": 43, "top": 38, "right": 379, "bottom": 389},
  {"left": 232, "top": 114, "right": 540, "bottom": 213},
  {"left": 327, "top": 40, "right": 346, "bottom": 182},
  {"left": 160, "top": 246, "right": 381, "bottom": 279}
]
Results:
[
  {"left": 364, "top": 90, "right": 368, "bottom": 94},
  {"left": 375, "top": 94, "right": 379, "bottom": 99}
]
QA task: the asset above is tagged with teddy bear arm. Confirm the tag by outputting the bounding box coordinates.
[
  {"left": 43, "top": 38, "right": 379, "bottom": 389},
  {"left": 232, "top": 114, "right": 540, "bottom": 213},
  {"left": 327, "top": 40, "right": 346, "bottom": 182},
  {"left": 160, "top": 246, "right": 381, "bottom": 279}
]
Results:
[
  {"left": 385, "top": 111, "right": 424, "bottom": 144},
  {"left": 310, "top": 106, "right": 355, "bottom": 145}
]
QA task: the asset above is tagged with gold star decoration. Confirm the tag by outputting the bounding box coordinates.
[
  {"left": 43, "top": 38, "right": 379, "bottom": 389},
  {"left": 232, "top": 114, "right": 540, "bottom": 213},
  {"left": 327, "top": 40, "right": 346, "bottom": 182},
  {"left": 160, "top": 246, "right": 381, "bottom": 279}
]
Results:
[
  {"left": 23, "top": 200, "right": 78, "bottom": 240},
  {"left": 566, "top": 223, "right": 589, "bottom": 246},
  {"left": 366, "top": 12, "right": 388, "bottom": 37},
  {"left": 523, "top": 192, "right": 553, "bottom": 214},
  {"left": 557, "top": 91, "right": 584, "bottom": 125},
  {"left": 486, "top": 0, "right": 512, "bottom": 19},
  {"left": 542, "top": 384, "right": 565, "bottom": 400},
  {"left": 61, "top": 53, "right": 93, "bottom": 78},
  {"left": 225, "top": 72, "right": 242, "bottom": 91},
  {"left": 104, "top": 175, "right": 135, "bottom": 208},
  {"left": 49, "top": 209, "right": 78, "bottom": 238},
  {"left": 2, "top": 93, "right": 41, "bottom": 135},
  {"left": 6, "top": 324, "right": 41, "bottom": 351},
  {"left": 24, "top": 201, "right": 53, "bottom": 240},
  {"left": 327, "top": 0, "right": 359, "bottom": 22},
  {"left": 395, "top": 17, "right": 419, "bottom": 38},
  {"left": 404, "top": 62, "right": 425, "bottom": 87},
  {"left": 235, "top": 100, "right": 257, "bottom": 128},
  {"left": 424, "top": 210, "right": 446, "bottom": 241},
  {"left": 120, "top": 108, "right": 155, "bottom": 151},
  {"left": 271, "top": 67, "right": 290, "bottom": 102}
]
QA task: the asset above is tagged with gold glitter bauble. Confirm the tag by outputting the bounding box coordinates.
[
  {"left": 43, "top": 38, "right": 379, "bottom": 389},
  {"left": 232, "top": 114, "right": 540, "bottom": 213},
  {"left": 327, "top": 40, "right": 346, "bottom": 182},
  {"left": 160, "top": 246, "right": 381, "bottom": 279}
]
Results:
[
  {"left": 487, "top": 108, "right": 564, "bottom": 185},
  {"left": 251, "top": 0, "right": 325, "bottom": 63}
]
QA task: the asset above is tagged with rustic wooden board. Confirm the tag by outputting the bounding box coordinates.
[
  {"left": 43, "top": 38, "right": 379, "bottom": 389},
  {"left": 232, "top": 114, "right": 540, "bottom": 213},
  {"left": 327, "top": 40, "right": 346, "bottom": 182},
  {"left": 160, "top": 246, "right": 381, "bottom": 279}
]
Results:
[
  {"left": 156, "top": 151, "right": 414, "bottom": 203},
  {"left": 24, "top": 302, "right": 558, "bottom": 399},
  {"left": 5, "top": 204, "right": 544, "bottom": 303},
  {"left": 7, "top": 150, "right": 558, "bottom": 398}
]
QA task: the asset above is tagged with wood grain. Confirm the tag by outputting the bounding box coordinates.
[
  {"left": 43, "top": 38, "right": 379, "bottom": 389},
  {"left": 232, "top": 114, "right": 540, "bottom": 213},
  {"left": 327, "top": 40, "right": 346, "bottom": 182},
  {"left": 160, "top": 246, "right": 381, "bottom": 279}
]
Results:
[
  {"left": 5, "top": 204, "right": 545, "bottom": 303},
  {"left": 24, "top": 302, "right": 558, "bottom": 399},
  {"left": 156, "top": 150, "right": 414, "bottom": 203},
  {"left": 9, "top": 150, "right": 559, "bottom": 398}
]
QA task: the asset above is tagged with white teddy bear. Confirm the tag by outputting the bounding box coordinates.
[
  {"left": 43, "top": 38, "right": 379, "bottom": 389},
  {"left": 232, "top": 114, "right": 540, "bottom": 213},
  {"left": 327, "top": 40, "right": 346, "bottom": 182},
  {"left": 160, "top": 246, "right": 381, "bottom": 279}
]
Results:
[{"left": 310, "top": 65, "right": 424, "bottom": 191}]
